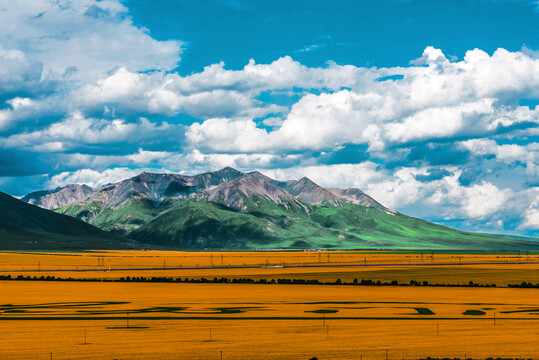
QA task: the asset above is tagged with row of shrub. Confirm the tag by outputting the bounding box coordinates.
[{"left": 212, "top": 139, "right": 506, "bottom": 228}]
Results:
[{"left": 1, "top": 274, "right": 538, "bottom": 288}]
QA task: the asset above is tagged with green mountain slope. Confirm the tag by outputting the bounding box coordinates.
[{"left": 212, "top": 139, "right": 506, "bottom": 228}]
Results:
[
  {"left": 0, "top": 191, "right": 134, "bottom": 250},
  {"left": 58, "top": 197, "right": 177, "bottom": 235},
  {"left": 130, "top": 197, "right": 539, "bottom": 250}
]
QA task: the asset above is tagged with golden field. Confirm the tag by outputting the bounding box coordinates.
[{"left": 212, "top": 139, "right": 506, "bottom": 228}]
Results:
[
  {"left": 0, "top": 250, "right": 538, "bottom": 285},
  {"left": 3, "top": 250, "right": 538, "bottom": 270},
  {"left": 1, "top": 282, "right": 538, "bottom": 359},
  {"left": 1, "top": 250, "right": 538, "bottom": 359}
]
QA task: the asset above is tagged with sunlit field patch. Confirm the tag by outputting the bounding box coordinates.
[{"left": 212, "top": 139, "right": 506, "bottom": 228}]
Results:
[
  {"left": 0, "top": 250, "right": 538, "bottom": 359},
  {"left": 1, "top": 250, "right": 538, "bottom": 285},
  {"left": 0, "top": 282, "right": 538, "bottom": 359}
]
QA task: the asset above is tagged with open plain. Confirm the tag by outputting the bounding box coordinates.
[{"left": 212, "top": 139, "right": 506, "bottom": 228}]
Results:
[
  {"left": 1, "top": 250, "right": 538, "bottom": 360},
  {"left": 1, "top": 250, "right": 538, "bottom": 285}
]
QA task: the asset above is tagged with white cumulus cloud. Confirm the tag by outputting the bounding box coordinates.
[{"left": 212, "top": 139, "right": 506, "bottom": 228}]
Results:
[{"left": 0, "top": 0, "right": 181, "bottom": 82}]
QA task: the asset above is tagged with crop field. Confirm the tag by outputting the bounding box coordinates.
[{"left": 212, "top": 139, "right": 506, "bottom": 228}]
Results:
[
  {"left": 1, "top": 250, "right": 538, "bottom": 285},
  {"left": 1, "top": 251, "right": 538, "bottom": 359},
  {"left": 1, "top": 281, "right": 539, "bottom": 360}
]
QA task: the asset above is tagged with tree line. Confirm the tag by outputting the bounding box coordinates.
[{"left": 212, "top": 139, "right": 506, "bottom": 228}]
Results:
[{"left": 0, "top": 274, "right": 538, "bottom": 288}]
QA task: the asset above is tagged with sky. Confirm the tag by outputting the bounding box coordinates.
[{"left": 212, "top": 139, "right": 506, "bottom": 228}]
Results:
[{"left": 0, "top": 0, "right": 538, "bottom": 236}]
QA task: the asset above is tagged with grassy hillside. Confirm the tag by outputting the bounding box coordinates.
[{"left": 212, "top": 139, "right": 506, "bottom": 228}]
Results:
[
  {"left": 0, "top": 191, "right": 136, "bottom": 250},
  {"left": 57, "top": 197, "right": 177, "bottom": 235},
  {"left": 130, "top": 197, "right": 539, "bottom": 250}
]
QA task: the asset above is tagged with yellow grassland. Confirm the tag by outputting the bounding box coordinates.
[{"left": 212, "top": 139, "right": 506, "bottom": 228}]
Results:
[
  {"left": 0, "top": 281, "right": 538, "bottom": 359},
  {"left": 3, "top": 250, "right": 538, "bottom": 269},
  {"left": 1, "top": 250, "right": 538, "bottom": 285},
  {"left": 1, "top": 250, "right": 538, "bottom": 359}
]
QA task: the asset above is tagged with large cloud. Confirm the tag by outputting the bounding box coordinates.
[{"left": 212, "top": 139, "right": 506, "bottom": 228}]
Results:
[
  {"left": 0, "top": 0, "right": 181, "bottom": 83},
  {"left": 186, "top": 47, "right": 539, "bottom": 154},
  {"left": 1, "top": 113, "right": 178, "bottom": 152},
  {"left": 71, "top": 57, "right": 364, "bottom": 117},
  {"left": 0, "top": 0, "right": 182, "bottom": 132}
]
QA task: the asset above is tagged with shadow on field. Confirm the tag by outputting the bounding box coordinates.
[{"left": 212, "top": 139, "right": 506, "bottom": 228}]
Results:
[{"left": 0, "top": 301, "right": 129, "bottom": 313}]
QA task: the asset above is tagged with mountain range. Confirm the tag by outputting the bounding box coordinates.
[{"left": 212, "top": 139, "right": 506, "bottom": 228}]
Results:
[{"left": 13, "top": 167, "right": 539, "bottom": 250}]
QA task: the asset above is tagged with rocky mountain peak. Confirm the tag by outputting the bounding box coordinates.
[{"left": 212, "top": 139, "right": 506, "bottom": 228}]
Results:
[
  {"left": 198, "top": 174, "right": 297, "bottom": 211},
  {"left": 21, "top": 184, "right": 94, "bottom": 210},
  {"left": 327, "top": 187, "right": 387, "bottom": 210},
  {"left": 218, "top": 166, "right": 243, "bottom": 175},
  {"left": 297, "top": 176, "right": 315, "bottom": 184},
  {"left": 271, "top": 176, "right": 344, "bottom": 206}
]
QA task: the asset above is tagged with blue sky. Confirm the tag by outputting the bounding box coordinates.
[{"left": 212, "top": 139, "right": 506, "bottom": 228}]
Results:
[
  {"left": 0, "top": 0, "right": 538, "bottom": 235},
  {"left": 126, "top": 0, "right": 539, "bottom": 72}
]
